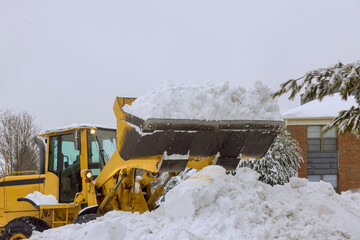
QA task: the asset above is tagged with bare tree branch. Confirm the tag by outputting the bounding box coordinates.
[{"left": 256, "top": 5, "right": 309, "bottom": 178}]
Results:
[{"left": 0, "top": 111, "right": 40, "bottom": 177}]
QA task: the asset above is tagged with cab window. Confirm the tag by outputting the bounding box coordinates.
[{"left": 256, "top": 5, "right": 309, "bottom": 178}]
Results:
[{"left": 87, "top": 129, "right": 116, "bottom": 177}]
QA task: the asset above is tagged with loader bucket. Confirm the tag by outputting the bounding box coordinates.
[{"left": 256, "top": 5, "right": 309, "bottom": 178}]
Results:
[{"left": 114, "top": 97, "right": 284, "bottom": 172}]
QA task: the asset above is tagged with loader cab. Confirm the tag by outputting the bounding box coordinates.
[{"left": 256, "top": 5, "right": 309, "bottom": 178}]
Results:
[{"left": 42, "top": 126, "right": 116, "bottom": 203}]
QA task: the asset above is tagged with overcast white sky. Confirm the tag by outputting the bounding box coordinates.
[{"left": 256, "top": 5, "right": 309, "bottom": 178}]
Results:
[{"left": 1, "top": 0, "right": 360, "bottom": 131}]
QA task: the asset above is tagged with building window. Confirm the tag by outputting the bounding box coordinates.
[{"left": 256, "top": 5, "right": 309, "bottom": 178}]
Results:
[
  {"left": 307, "top": 126, "right": 337, "bottom": 152},
  {"left": 308, "top": 175, "right": 321, "bottom": 182},
  {"left": 308, "top": 174, "right": 338, "bottom": 192}
]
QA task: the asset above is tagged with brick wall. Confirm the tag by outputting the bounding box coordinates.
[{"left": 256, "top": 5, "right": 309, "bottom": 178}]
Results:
[
  {"left": 287, "top": 125, "right": 360, "bottom": 192},
  {"left": 286, "top": 125, "right": 307, "bottom": 178},
  {"left": 338, "top": 132, "right": 360, "bottom": 192}
]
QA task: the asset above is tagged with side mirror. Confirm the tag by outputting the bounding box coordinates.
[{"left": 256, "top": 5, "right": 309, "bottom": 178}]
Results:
[{"left": 74, "top": 131, "right": 81, "bottom": 150}]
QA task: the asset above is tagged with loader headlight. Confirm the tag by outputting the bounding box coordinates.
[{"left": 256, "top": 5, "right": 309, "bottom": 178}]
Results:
[
  {"left": 85, "top": 170, "right": 93, "bottom": 183},
  {"left": 86, "top": 171, "right": 93, "bottom": 179},
  {"left": 90, "top": 129, "right": 96, "bottom": 135}
]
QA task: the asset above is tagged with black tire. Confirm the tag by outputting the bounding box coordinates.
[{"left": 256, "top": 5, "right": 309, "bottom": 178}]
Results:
[
  {"left": 0, "top": 216, "right": 49, "bottom": 240},
  {"left": 74, "top": 213, "right": 101, "bottom": 224}
]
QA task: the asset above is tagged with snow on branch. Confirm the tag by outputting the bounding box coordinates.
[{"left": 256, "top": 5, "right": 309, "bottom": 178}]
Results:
[
  {"left": 273, "top": 60, "right": 360, "bottom": 135},
  {"left": 240, "top": 129, "right": 303, "bottom": 186},
  {"left": 272, "top": 60, "right": 360, "bottom": 104}
]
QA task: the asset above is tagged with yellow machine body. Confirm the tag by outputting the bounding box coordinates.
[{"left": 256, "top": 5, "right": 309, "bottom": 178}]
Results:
[{"left": 0, "top": 97, "right": 284, "bottom": 239}]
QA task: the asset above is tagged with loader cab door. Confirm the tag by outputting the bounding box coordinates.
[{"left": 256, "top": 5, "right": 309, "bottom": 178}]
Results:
[
  {"left": 87, "top": 129, "right": 117, "bottom": 177},
  {"left": 48, "top": 133, "right": 81, "bottom": 203}
]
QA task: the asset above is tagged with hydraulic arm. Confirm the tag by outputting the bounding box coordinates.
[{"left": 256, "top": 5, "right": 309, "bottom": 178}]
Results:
[{"left": 93, "top": 97, "right": 284, "bottom": 214}]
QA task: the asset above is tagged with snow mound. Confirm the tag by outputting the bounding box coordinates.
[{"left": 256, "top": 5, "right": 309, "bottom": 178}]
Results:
[
  {"left": 122, "top": 81, "right": 283, "bottom": 121},
  {"left": 31, "top": 166, "right": 360, "bottom": 240},
  {"left": 25, "top": 191, "right": 58, "bottom": 205}
]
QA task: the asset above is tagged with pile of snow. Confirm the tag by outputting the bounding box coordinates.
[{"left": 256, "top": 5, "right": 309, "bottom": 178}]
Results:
[
  {"left": 122, "top": 81, "right": 283, "bottom": 121},
  {"left": 31, "top": 166, "right": 360, "bottom": 240},
  {"left": 25, "top": 191, "right": 58, "bottom": 205},
  {"left": 283, "top": 93, "right": 357, "bottom": 119}
]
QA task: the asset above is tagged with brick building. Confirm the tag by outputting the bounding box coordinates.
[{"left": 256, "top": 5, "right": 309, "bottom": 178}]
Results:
[{"left": 283, "top": 93, "right": 359, "bottom": 193}]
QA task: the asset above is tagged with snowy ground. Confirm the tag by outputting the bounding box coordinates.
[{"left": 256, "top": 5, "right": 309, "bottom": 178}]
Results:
[
  {"left": 122, "top": 81, "right": 283, "bottom": 121},
  {"left": 31, "top": 166, "right": 360, "bottom": 240}
]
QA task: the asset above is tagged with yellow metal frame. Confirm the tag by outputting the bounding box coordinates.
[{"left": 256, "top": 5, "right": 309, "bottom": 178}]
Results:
[{"left": 40, "top": 204, "right": 79, "bottom": 228}]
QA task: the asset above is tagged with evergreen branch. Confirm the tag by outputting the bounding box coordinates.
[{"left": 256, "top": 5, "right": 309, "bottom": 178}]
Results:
[
  {"left": 325, "top": 107, "right": 360, "bottom": 135},
  {"left": 273, "top": 60, "right": 360, "bottom": 104}
]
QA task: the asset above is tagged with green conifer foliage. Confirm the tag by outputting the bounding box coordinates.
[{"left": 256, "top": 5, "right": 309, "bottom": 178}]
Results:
[
  {"left": 239, "top": 129, "right": 303, "bottom": 186},
  {"left": 273, "top": 60, "right": 360, "bottom": 134}
]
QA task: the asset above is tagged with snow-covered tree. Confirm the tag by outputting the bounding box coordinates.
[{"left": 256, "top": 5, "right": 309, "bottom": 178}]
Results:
[
  {"left": 239, "top": 129, "right": 303, "bottom": 186},
  {"left": 272, "top": 60, "right": 360, "bottom": 134}
]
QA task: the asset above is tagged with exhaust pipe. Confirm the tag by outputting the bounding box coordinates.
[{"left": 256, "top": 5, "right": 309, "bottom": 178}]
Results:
[{"left": 34, "top": 137, "right": 46, "bottom": 174}]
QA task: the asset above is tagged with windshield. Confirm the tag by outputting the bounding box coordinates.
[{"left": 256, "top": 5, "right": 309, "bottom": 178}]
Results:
[{"left": 87, "top": 129, "right": 116, "bottom": 176}]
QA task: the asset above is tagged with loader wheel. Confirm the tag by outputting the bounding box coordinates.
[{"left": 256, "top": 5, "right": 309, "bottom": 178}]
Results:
[
  {"left": 0, "top": 217, "right": 49, "bottom": 240},
  {"left": 74, "top": 213, "right": 101, "bottom": 224}
]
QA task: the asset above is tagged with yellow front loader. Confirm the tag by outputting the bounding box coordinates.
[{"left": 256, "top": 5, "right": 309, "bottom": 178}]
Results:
[{"left": 0, "top": 97, "right": 284, "bottom": 239}]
